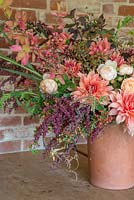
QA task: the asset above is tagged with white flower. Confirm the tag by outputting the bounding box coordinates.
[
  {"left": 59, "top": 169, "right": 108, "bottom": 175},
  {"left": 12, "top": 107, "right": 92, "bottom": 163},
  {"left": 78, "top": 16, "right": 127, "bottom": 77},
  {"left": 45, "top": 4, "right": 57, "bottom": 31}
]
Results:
[
  {"left": 97, "top": 60, "right": 117, "bottom": 81},
  {"left": 40, "top": 79, "right": 58, "bottom": 94},
  {"left": 43, "top": 73, "right": 50, "bottom": 80},
  {"left": 119, "top": 64, "right": 133, "bottom": 75}
]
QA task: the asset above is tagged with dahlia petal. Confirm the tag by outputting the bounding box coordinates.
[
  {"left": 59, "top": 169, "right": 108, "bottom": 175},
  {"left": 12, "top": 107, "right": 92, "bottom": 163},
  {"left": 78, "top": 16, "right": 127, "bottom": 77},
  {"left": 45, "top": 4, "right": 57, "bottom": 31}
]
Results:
[
  {"left": 116, "top": 115, "right": 125, "bottom": 124},
  {"left": 109, "top": 92, "right": 117, "bottom": 101},
  {"left": 79, "top": 79, "right": 86, "bottom": 89},
  {"left": 126, "top": 117, "right": 134, "bottom": 136},
  {"left": 10, "top": 45, "right": 22, "bottom": 52},
  {"left": 21, "top": 53, "right": 29, "bottom": 65},
  {"left": 109, "top": 109, "right": 118, "bottom": 115},
  {"left": 109, "top": 102, "right": 119, "bottom": 108},
  {"left": 78, "top": 72, "right": 85, "bottom": 78}
]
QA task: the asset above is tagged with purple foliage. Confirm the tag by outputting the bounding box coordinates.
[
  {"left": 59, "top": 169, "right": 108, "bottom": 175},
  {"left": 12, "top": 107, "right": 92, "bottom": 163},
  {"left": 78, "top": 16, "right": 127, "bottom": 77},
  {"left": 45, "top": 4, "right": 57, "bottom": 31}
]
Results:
[
  {"left": 34, "top": 97, "right": 91, "bottom": 142},
  {"left": 34, "top": 97, "right": 91, "bottom": 164}
]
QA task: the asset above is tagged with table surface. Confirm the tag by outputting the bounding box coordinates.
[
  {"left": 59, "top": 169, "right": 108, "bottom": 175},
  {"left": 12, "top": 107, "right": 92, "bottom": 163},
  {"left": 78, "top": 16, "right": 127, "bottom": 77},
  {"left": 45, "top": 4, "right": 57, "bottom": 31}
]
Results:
[{"left": 0, "top": 145, "right": 134, "bottom": 200}]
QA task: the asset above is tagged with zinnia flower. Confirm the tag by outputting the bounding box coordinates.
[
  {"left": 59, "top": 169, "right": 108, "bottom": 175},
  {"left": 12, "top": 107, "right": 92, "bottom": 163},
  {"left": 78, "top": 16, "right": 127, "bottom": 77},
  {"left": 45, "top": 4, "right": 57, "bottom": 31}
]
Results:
[
  {"left": 109, "top": 91, "right": 134, "bottom": 136},
  {"left": 72, "top": 71, "right": 112, "bottom": 103}
]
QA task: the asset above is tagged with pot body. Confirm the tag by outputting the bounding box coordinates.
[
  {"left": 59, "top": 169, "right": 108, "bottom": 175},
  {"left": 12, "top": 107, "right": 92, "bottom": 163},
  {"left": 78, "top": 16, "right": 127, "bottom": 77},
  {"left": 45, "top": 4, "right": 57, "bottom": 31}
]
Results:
[{"left": 88, "top": 124, "right": 134, "bottom": 190}]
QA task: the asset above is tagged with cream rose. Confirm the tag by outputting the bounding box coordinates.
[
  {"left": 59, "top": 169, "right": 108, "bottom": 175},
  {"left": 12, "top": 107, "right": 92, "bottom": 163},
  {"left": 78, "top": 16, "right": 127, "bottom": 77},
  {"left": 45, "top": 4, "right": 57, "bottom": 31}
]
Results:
[
  {"left": 43, "top": 73, "right": 50, "bottom": 80},
  {"left": 97, "top": 60, "right": 117, "bottom": 81},
  {"left": 119, "top": 64, "right": 133, "bottom": 75},
  {"left": 40, "top": 79, "right": 58, "bottom": 94},
  {"left": 121, "top": 77, "right": 134, "bottom": 93}
]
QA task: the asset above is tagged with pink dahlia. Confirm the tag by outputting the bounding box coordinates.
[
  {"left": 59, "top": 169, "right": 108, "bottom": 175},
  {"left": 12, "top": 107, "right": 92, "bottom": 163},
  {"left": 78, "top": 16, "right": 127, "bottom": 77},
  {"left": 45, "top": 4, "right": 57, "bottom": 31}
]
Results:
[
  {"left": 72, "top": 71, "right": 112, "bottom": 103},
  {"left": 10, "top": 45, "right": 22, "bottom": 52},
  {"left": 110, "top": 52, "right": 125, "bottom": 66},
  {"left": 52, "top": 32, "right": 72, "bottom": 51},
  {"left": 109, "top": 91, "right": 134, "bottom": 136},
  {"left": 89, "top": 38, "right": 111, "bottom": 55},
  {"left": 64, "top": 59, "right": 81, "bottom": 77}
]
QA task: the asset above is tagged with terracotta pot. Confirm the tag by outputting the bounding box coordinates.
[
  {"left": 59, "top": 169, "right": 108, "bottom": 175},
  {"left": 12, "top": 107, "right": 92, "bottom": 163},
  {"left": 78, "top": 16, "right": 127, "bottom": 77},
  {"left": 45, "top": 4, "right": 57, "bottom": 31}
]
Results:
[{"left": 88, "top": 124, "right": 134, "bottom": 190}]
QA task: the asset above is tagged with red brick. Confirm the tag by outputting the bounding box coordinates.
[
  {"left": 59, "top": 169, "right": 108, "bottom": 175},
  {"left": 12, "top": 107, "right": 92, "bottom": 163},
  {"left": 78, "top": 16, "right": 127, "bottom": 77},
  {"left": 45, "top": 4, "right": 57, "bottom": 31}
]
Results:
[
  {"left": 0, "top": 8, "right": 36, "bottom": 21},
  {"left": 50, "top": 0, "right": 66, "bottom": 11},
  {"left": 19, "top": 10, "right": 36, "bottom": 21},
  {"left": 0, "top": 50, "right": 9, "bottom": 56},
  {"left": 0, "top": 130, "right": 4, "bottom": 140},
  {"left": 103, "top": 4, "right": 114, "bottom": 14},
  {"left": 45, "top": 13, "right": 62, "bottom": 24},
  {"left": 23, "top": 116, "right": 39, "bottom": 125},
  {"left": 12, "top": 9, "right": 36, "bottom": 21},
  {"left": 114, "top": 0, "right": 126, "bottom": 2},
  {"left": 0, "top": 9, "right": 7, "bottom": 20},
  {"left": 118, "top": 5, "right": 134, "bottom": 16},
  {"left": 11, "top": 0, "right": 47, "bottom": 9},
  {"left": 15, "top": 107, "right": 27, "bottom": 114},
  {"left": 126, "top": 21, "right": 134, "bottom": 27},
  {"left": 0, "top": 116, "right": 21, "bottom": 127},
  {"left": 0, "top": 127, "right": 34, "bottom": 141},
  {"left": 23, "top": 139, "right": 34, "bottom": 150},
  {"left": 0, "top": 109, "right": 4, "bottom": 114},
  {"left": 0, "top": 140, "right": 21, "bottom": 153}
]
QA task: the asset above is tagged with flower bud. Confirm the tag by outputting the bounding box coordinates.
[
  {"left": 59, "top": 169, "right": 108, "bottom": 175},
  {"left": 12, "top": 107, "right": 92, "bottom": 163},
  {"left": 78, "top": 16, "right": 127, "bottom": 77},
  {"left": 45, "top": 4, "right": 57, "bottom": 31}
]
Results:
[{"left": 40, "top": 79, "right": 58, "bottom": 94}]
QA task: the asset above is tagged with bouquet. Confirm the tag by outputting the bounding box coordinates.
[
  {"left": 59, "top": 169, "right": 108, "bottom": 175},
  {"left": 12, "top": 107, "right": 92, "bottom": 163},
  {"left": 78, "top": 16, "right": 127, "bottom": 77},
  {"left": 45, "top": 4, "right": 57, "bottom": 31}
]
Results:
[{"left": 0, "top": 6, "right": 134, "bottom": 168}]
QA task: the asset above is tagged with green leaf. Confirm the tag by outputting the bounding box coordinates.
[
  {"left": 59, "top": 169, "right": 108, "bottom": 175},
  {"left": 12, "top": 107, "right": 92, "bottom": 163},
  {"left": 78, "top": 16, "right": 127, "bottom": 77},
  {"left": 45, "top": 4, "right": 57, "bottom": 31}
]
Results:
[
  {"left": 64, "top": 23, "right": 75, "bottom": 28},
  {"left": 117, "top": 19, "right": 121, "bottom": 30},
  {"left": 129, "top": 30, "right": 134, "bottom": 35},
  {"left": 0, "top": 93, "right": 11, "bottom": 108},
  {"left": 26, "top": 63, "right": 37, "bottom": 71},
  {"left": 95, "top": 103, "right": 104, "bottom": 111},
  {"left": 63, "top": 93, "right": 71, "bottom": 98},
  {"left": 29, "top": 144, "right": 39, "bottom": 154},
  {"left": 0, "top": 68, "right": 41, "bottom": 81},
  {"left": 64, "top": 9, "right": 76, "bottom": 19},
  {"left": 0, "top": 54, "right": 42, "bottom": 79},
  {"left": 120, "top": 16, "right": 134, "bottom": 28},
  {"left": 0, "top": 0, "right": 4, "bottom": 6}
]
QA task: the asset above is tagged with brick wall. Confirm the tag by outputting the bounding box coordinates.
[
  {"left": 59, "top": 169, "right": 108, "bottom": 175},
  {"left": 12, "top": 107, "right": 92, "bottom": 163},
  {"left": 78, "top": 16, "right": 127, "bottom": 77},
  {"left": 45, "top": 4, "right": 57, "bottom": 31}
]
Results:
[{"left": 0, "top": 0, "right": 134, "bottom": 154}]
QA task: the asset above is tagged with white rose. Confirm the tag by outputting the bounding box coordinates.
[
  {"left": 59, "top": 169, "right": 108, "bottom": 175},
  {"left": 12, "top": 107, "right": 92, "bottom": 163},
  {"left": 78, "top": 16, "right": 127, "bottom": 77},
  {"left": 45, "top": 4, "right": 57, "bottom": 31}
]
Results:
[
  {"left": 43, "top": 73, "right": 50, "bottom": 80},
  {"left": 119, "top": 64, "right": 133, "bottom": 75},
  {"left": 40, "top": 79, "right": 58, "bottom": 94},
  {"left": 97, "top": 60, "right": 117, "bottom": 81},
  {"left": 105, "top": 60, "right": 117, "bottom": 68}
]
